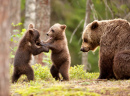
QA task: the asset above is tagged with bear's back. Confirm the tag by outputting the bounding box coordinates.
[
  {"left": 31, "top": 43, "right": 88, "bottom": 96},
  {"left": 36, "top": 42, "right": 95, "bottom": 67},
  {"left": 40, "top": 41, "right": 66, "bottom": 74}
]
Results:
[{"left": 100, "top": 19, "right": 130, "bottom": 55}]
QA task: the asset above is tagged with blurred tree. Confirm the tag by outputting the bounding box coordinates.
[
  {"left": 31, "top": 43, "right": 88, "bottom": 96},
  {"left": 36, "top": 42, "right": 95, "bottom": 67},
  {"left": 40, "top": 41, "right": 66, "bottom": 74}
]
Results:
[
  {"left": 24, "top": 0, "right": 36, "bottom": 29},
  {"left": 10, "top": 0, "right": 21, "bottom": 64},
  {"left": 35, "top": 0, "right": 50, "bottom": 65},
  {"left": 10, "top": 0, "right": 21, "bottom": 28},
  {"left": 82, "top": 0, "right": 92, "bottom": 72},
  {"left": 0, "top": 0, "right": 10, "bottom": 95},
  {"left": 109, "top": 0, "right": 130, "bottom": 21},
  {"left": 21, "top": 0, "right": 26, "bottom": 28}
]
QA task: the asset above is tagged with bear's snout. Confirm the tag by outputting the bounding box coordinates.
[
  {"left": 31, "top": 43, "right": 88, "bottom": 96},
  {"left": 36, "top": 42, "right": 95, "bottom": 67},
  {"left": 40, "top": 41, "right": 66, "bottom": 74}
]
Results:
[
  {"left": 80, "top": 47, "right": 89, "bottom": 52},
  {"left": 80, "top": 47, "right": 84, "bottom": 51},
  {"left": 46, "top": 33, "right": 49, "bottom": 36}
]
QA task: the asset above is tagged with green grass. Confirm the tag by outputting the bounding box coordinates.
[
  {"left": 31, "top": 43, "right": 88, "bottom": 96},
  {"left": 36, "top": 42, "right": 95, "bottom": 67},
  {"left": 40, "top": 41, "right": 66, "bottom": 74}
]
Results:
[{"left": 10, "top": 64, "right": 130, "bottom": 96}]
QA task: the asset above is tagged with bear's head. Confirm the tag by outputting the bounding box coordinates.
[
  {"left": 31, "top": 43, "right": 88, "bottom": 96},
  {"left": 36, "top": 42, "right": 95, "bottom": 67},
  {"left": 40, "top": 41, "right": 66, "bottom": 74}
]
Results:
[
  {"left": 81, "top": 20, "right": 103, "bottom": 52},
  {"left": 46, "top": 23, "right": 66, "bottom": 40},
  {"left": 26, "top": 24, "right": 42, "bottom": 45}
]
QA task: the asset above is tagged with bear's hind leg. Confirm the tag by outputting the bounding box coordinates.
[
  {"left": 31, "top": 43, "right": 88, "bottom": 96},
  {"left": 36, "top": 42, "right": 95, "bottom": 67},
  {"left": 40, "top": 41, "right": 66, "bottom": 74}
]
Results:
[
  {"left": 50, "top": 65, "right": 60, "bottom": 80},
  {"left": 25, "top": 66, "right": 34, "bottom": 81},
  {"left": 59, "top": 62, "right": 70, "bottom": 81},
  {"left": 12, "top": 70, "right": 21, "bottom": 83},
  {"left": 113, "top": 51, "right": 130, "bottom": 79}
]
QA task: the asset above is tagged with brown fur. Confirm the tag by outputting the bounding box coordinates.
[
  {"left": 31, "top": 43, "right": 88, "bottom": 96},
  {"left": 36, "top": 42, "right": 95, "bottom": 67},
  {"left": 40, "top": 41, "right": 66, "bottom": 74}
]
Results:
[
  {"left": 81, "top": 19, "right": 130, "bottom": 80},
  {"left": 42, "top": 23, "right": 71, "bottom": 81},
  {"left": 12, "top": 24, "right": 49, "bottom": 83}
]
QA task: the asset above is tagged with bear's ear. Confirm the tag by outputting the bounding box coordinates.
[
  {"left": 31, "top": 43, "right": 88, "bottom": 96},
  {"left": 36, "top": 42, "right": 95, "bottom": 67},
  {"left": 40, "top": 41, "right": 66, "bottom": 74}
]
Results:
[
  {"left": 91, "top": 21, "right": 98, "bottom": 30},
  {"left": 28, "top": 23, "right": 34, "bottom": 29},
  {"left": 29, "top": 29, "right": 33, "bottom": 35},
  {"left": 60, "top": 25, "right": 67, "bottom": 30}
]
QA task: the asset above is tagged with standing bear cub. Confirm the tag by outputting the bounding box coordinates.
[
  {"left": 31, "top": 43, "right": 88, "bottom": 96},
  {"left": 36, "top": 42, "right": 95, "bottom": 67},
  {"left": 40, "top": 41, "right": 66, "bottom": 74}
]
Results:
[
  {"left": 81, "top": 19, "right": 130, "bottom": 80},
  {"left": 42, "top": 23, "right": 71, "bottom": 81},
  {"left": 12, "top": 24, "right": 49, "bottom": 83}
]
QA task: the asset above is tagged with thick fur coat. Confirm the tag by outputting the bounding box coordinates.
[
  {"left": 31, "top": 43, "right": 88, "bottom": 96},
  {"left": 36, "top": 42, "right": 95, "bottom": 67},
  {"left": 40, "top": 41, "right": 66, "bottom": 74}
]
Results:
[
  {"left": 12, "top": 24, "right": 49, "bottom": 83},
  {"left": 81, "top": 19, "right": 130, "bottom": 79},
  {"left": 43, "top": 23, "right": 71, "bottom": 81}
]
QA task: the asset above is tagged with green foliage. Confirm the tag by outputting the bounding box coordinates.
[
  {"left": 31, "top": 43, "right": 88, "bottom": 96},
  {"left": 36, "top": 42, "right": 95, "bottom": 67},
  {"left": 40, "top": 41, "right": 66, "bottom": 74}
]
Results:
[
  {"left": 12, "top": 22, "right": 22, "bottom": 27},
  {"left": 13, "top": 81, "right": 100, "bottom": 96},
  {"left": 10, "top": 64, "right": 14, "bottom": 75},
  {"left": 42, "top": 51, "right": 52, "bottom": 67},
  {"left": 10, "top": 51, "right": 15, "bottom": 59},
  {"left": 32, "top": 64, "right": 53, "bottom": 81},
  {"left": 10, "top": 64, "right": 98, "bottom": 82},
  {"left": 10, "top": 26, "right": 26, "bottom": 43},
  {"left": 69, "top": 65, "right": 87, "bottom": 80},
  {"left": 10, "top": 23, "right": 26, "bottom": 59},
  {"left": 86, "top": 72, "right": 99, "bottom": 80},
  {"left": 21, "top": 0, "right": 25, "bottom": 11},
  {"left": 21, "top": 0, "right": 25, "bottom": 29},
  {"left": 70, "top": 64, "right": 99, "bottom": 80},
  {"left": 91, "top": 0, "right": 111, "bottom": 19},
  {"left": 109, "top": 1, "right": 130, "bottom": 19}
]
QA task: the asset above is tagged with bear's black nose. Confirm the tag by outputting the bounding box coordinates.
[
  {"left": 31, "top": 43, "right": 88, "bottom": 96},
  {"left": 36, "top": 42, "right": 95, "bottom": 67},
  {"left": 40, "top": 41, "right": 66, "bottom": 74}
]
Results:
[
  {"left": 46, "top": 33, "right": 49, "bottom": 36},
  {"left": 80, "top": 48, "right": 84, "bottom": 51}
]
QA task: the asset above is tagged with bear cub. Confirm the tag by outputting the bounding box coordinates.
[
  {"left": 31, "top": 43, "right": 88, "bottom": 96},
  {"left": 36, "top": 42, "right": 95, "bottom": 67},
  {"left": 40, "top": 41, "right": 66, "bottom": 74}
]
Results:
[
  {"left": 42, "top": 23, "right": 71, "bottom": 81},
  {"left": 12, "top": 24, "right": 49, "bottom": 83}
]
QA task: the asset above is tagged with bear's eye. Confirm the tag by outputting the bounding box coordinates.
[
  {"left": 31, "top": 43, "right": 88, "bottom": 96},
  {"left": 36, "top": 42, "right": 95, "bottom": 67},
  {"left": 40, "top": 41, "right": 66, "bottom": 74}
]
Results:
[
  {"left": 51, "top": 29, "right": 55, "bottom": 32},
  {"left": 84, "top": 38, "right": 88, "bottom": 43}
]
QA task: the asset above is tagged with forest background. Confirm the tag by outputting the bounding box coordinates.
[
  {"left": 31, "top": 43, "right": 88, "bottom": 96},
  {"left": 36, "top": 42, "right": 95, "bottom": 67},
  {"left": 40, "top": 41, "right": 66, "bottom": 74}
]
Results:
[{"left": 10, "top": 0, "right": 130, "bottom": 72}]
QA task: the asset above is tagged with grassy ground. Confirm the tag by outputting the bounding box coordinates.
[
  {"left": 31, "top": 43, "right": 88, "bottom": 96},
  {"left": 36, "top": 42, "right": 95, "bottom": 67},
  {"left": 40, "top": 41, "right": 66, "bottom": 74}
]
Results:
[{"left": 10, "top": 64, "right": 130, "bottom": 96}]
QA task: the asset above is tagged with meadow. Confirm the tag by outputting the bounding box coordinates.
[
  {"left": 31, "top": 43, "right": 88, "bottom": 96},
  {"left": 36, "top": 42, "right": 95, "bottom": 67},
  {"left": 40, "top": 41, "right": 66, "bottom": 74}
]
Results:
[{"left": 10, "top": 64, "right": 130, "bottom": 96}]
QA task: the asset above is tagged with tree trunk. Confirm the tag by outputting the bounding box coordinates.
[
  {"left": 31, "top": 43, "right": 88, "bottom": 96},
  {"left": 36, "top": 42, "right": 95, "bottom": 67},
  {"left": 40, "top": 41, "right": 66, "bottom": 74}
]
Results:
[
  {"left": 24, "top": 0, "right": 36, "bottom": 29},
  {"left": 35, "top": 0, "right": 50, "bottom": 65},
  {"left": 10, "top": 0, "right": 21, "bottom": 29},
  {"left": 10, "top": 0, "right": 21, "bottom": 64},
  {"left": 0, "top": 0, "right": 10, "bottom": 95},
  {"left": 82, "top": 0, "right": 91, "bottom": 72}
]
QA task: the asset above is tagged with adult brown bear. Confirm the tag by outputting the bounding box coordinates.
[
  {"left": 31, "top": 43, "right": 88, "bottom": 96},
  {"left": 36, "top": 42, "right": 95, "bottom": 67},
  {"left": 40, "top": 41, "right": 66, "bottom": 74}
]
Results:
[{"left": 81, "top": 19, "right": 130, "bottom": 80}]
